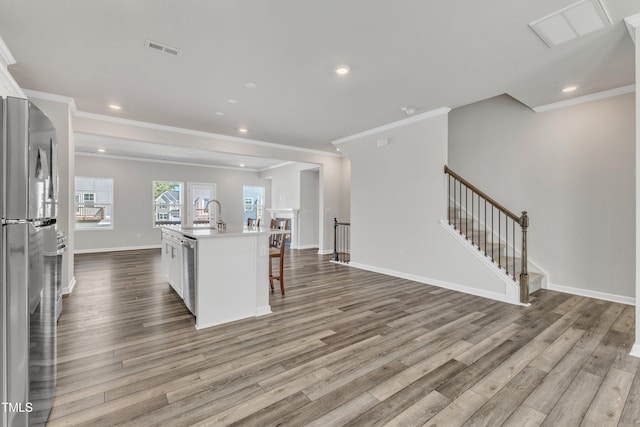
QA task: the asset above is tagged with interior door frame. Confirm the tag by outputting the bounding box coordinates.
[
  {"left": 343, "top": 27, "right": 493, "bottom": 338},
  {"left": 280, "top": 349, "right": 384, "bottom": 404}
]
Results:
[{"left": 186, "top": 182, "right": 216, "bottom": 225}]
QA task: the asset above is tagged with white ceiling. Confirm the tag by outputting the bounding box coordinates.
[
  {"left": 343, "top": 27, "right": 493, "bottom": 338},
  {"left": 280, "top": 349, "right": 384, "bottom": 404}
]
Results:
[
  {"left": 1, "top": 0, "right": 638, "bottom": 156},
  {"left": 75, "top": 133, "right": 287, "bottom": 171}
]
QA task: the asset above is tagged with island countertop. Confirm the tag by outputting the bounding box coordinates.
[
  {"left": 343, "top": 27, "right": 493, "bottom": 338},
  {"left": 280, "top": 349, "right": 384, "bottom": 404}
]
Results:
[{"left": 162, "top": 224, "right": 272, "bottom": 239}]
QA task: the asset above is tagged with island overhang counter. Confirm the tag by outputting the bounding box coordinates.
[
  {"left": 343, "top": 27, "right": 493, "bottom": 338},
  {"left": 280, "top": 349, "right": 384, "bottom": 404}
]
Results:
[{"left": 161, "top": 225, "right": 272, "bottom": 329}]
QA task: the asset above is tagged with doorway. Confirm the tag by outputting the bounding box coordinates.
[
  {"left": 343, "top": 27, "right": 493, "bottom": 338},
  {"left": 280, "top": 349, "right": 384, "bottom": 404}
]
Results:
[
  {"left": 243, "top": 186, "right": 265, "bottom": 226},
  {"left": 186, "top": 183, "right": 216, "bottom": 225}
]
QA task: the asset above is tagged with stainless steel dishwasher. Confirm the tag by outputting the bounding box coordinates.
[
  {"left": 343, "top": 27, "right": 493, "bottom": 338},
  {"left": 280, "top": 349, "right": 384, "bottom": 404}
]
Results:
[{"left": 180, "top": 235, "right": 197, "bottom": 316}]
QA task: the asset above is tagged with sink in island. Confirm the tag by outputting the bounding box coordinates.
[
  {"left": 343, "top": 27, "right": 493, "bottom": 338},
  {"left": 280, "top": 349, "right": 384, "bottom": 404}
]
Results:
[{"left": 160, "top": 224, "right": 272, "bottom": 329}]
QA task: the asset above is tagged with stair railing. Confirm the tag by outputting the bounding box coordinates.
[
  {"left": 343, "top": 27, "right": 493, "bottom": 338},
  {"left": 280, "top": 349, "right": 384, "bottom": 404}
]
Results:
[
  {"left": 444, "top": 166, "right": 530, "bottom": 304},
  {"left": 333, "top": 218, "right": 351, "bottom": 263}
]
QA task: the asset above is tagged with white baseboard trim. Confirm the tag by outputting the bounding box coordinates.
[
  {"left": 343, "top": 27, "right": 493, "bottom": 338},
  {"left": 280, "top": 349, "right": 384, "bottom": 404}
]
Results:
[
  {"left": 318, "top": 249, "right": 333, "bottom": 255},
  {"left": 547, "top": 283, "right": 636, "bottom": 306},
  {"left": 62, "top": 276, "right": 76, "bottom": 295},
  {"left": 630, "top": 343, "right": 640, "bottom": 358},
  {"left": 256, "top": 305, "right": 272, "bottom": 317},
  {"left": 347, "top": 261, "right": 524, "bottom": 306},
  {"left": 297, "top": 244, "right": 319, "bottom": 250},
  {"left": 74, "top": 244, "right": 162, "bottom": 254}
]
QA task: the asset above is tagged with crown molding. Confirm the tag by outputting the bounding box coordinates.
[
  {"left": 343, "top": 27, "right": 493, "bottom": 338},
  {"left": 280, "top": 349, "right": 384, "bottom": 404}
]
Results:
[
  {"left": 532, "top": 84, "right": 635, "bottom": 113},
  {"left": 625, "top": 13, "right": 640, "bottom": 43},
  {"left": 258, "top": 161, "right": 297, "bottom": 173},
  {"left": 331, "top": 107, "right": 451, "bottom": 146},
  {"left": 21, "top": 89, "right": 341, "bottom": 158},
  {"left": 23, "top": 89, "right": 78, "bottom": 114},
  {"left": 75, "top": 151, "right": 264, "bottom": 172},
  {"left": 74, "top": 110, "right": 341, "bottom": 158},
  {"left": 0, "top": 36, "right": 16, "bottom": 68}
]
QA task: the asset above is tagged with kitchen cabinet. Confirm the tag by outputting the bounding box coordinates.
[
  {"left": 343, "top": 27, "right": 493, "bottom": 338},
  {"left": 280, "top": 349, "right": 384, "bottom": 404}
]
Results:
[
  {"left": 161, "top": 230, "right": 183, "bottom": 298},
  {"left": 160, "top": 224, "right": 272, "bottom": 329}
]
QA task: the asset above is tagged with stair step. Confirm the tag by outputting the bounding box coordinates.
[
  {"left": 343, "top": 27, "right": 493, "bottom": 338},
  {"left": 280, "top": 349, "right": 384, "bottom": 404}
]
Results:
[
  {"left": 449, "top": 217, "right": 475, "bottom": 228},
  {"left": 446, "top": 214, "right": 544, "bottom": 296}
]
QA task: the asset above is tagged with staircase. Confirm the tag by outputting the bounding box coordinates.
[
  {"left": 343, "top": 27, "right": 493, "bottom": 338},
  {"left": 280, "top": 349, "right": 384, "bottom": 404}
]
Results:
[
  {"left": 448, "top": 206, "right": 544, "bottom": 295},
  {"left": 445, "top": 166, "right": 545, "bottom": 303}
]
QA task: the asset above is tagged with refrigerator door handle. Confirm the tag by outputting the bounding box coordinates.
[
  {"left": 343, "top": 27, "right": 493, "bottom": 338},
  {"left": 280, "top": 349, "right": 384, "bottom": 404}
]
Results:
[{"left": 36, "top": 148, "right": 49, "bottom": 180}]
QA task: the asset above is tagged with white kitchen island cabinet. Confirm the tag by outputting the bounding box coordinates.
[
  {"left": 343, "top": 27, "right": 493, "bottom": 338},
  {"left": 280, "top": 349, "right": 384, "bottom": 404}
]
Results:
[{"left": 160, "top": 225, "right": 272, "bottom": 329}]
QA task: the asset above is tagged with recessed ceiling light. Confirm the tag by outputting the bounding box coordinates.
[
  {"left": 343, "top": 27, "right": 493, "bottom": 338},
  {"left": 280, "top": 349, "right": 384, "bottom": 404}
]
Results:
[
  {"left": 108, "top": 104, "right": 121, "bottom": 110},
  {"left": 97, "top": 148, "right": 106, "bottom": 153},
  {"left": 214, "top": 111, "right": 225, "bottom": 116},
  {"left": 227, "top": 99, "right": 238, "bottom": 104},
  {"left": 400, "top": 107, "right": 416, "bottom": 116},
  {"left": 335, "top": 65, "right": 351, "bottom": 75},
  {"left": 239, "top": 163, "right": 245, "bottom": 167},
  {"left": 562, "top": 85, "right": 578, "bottom": 93},
  {"left": 238, "top": 128, "right": 248, "bottom": 133},
  {"left": 244, "top": 82, "right": 257, "bottom": 89}
]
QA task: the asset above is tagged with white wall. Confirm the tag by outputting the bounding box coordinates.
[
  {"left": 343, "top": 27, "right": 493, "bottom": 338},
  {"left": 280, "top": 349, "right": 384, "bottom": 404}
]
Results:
[
  {"left": 74, "top": 115, "right": 348, "bottom": 253},
  {"left": 300, "top": 169, "right": 319, "bottom": 248},
  {"left": 74, "top": 155, "right": 270, "bottom": 252},
  {"left": 261, "top": 162, "right": 317, "bottom": 210},
  {"left": 449, "top": 93, "right": 635, "bottom": 301},
  {"left": 339, "top": 110, "right": 516, "bottom": 302}
]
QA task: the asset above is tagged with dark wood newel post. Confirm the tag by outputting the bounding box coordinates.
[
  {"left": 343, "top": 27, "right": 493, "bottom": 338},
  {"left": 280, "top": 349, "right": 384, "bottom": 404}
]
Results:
[{"left": 519, "top": 211, "right": 529, "bottom": 304}]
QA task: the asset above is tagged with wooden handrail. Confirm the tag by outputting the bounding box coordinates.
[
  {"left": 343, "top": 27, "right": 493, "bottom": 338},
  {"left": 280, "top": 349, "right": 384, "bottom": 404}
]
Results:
[{"left": 444, "top": 166, "right": 520, "bottom": 223}]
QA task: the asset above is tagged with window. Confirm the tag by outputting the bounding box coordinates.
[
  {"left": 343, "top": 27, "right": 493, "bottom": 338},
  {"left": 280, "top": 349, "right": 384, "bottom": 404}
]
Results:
[
  {"left": 153, "top": 181, "right": 183, "bottom": 226},
  {"left": 75, "top": 177, "right": 114, "bottom": 230}
]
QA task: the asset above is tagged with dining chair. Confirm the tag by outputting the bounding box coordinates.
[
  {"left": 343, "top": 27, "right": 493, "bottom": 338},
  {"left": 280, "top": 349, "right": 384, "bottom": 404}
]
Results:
[
  {"left": 269, "top": 219, "right": 289, "bottom": 247},
  {"left": 247, "top": 217, "right": 260, "bottom": 227},
  {"left": 269, "top": 219, "right": 289, "bottom": 295}
]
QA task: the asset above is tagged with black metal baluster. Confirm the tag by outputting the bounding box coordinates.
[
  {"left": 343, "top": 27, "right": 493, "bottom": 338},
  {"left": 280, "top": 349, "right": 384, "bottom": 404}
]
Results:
[
  {"left": 491, "top": 206, "right": 494, "bottom": 262},
  {"left": 505, "top": 216, "right": 509, "bottom": 275},
  {"left": 447, "top": 175, "right": 451, "bottom": 224},
  {"left": 512, "top": 220, "right": 516, "bottom": 281},
  {"left": 333, "top": 218, "right": 338, "bottom": 261},
  {"left": 471, "top": 190, "right": 475, "bottom": 246},
  {"left": 497, "top": 211, "right": 501, "bottom": 268},
  {"left": 484, "top": 199, "right": 487, "bottom": 255},
  {"left": 454, "top": 178, "right": 458, "bottom": 231}
]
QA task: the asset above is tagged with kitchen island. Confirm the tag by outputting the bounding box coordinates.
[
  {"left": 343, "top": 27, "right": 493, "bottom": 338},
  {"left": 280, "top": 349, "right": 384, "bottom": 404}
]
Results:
[{"left": 161, "top": 224, "right": 272, "bottom": 329}]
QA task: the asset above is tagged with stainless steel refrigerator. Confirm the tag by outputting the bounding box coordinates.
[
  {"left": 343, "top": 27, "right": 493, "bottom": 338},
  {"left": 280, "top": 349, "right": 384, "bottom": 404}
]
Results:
[{"left": 1, "top": 97, "right": 59, "bottom": 426}]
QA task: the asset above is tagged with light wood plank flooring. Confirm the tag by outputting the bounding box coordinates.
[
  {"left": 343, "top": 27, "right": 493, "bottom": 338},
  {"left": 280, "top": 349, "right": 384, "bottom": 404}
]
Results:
[{"left": 48, "top": 248, "right": 639, "bottom": 426}]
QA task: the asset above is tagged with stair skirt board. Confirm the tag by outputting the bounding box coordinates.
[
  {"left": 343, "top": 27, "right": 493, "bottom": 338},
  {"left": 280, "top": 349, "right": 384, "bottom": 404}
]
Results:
[
  {"left": 443, "top": 209, "right": 547, "bottom": 290},
  {"left": 631, "top": 344, "right": 640, "bottom": 358},
  {"left": 439, "top": 220, "right": 528, "bottom": 303},
  {"left": 344, "top": 261, "right": 525, "bottom": 306}
]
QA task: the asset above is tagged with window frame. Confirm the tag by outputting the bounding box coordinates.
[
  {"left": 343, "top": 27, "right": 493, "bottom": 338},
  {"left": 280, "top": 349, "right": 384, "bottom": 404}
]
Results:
[
  {"left": 153, "top": 181, "right": 184, "bottom": 227},
  {"left": 74, "top": 176, "right": 114, "bottom": 231}
]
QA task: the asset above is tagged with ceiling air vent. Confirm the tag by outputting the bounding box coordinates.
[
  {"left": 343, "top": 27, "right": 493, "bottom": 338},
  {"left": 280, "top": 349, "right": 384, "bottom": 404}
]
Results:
[
  {"left": 529, "top": 0, "right": 612, "bottom": 48},
  {"left": 145, "top": 39, "right": 181, "bottom": 56}
]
